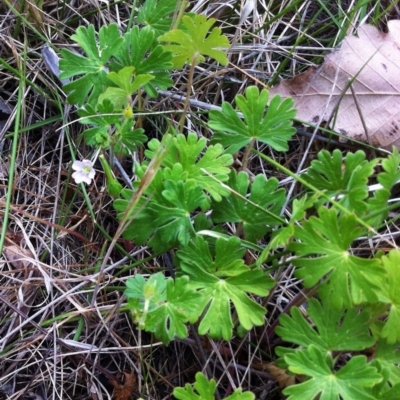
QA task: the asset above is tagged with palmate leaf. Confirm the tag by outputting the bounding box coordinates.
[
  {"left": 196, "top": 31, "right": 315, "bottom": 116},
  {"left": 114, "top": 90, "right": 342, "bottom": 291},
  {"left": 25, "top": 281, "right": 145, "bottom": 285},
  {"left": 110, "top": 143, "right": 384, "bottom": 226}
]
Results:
[
  {"left": 113, "top": 193, "right": 155, "bottom": 245},
  {"left": 98, "top": 67, "right": 155, "bottom": 108},
  {"left": 303, "top": 149, "right": 399, "bottom": 228},
  {"left": 113, "top": 120, "right": 148, "bottom": 155},
  {"left": 375, "top": 384, "right": 400, "bottom": 400},
  {"left": 176, "top": 236, "right": 274, "bottom": 339},
  {"left": 78, "top": 99, "right": 146, "bottom": 151},
  {"left": 211, "top": 171, "right": 285, "bottom": 243},
  {"left": 208, "top": 86, "right": 296, "bottom": 154},
  {"left": 78, "top": 100, "right": 119, "bottom": 147},
  {"left": 377, "top": 250, "right": 400, "bottom": 343},
  {"left": 276, "top": 299, "right": 374, "bottom": 352},
  {"left": 290, "top": 207, "right": 386, "bottom": 308},
  {"left": 137, "top": 0, "right": 177, "bottom": 36},
  {"left": 173, "top": 372, "right": 254, "bottom": 400},
  {"left": 367, "top": 148, "right": 400, "bottom": 227},
  {"left": 78, "top": 99, "right": 120, "bottom": 126},
  {"left": 146, "top": 132, "right": 233, "bottom": 201},
  {"left": 377, "top": 147, "right": 400, "bottom": 190},
  {"left": 158, "top": 14, "right": 230, "bottom": 68},
  {"left": 113, "top": 163, "right": 193, "bottom": 243},
  {"left": 111, "top": 26, "right": 173, "bottom": 97},
  {"left": 147, "top": 180, "right": 207, "bottom": 249},
  {"left": 283, "top": 345, "right": 382, "bottom": 400},
  {"left": 59, "top": 24, "right": 124, "bottom": 106},
  {"left": 125, "top": 273, "right": 166, "bottom": 319},
  {"left": 174, "top": 373, "right": 216, "bottom": 400},
  {"left": 303, "top": 150, "right": 377, "bottom": 214},
  {"left": 114, "top": 180, "right": 208, "bottom": 252},
  {"left": 371, "top": 339, "right": 400, "bottom": 399},
  {"left": 267, "top": 194, "right": 318, "bottom": 252},
  {"left": 125, "top": 273, "right": 203, "bottom": 344},
  {"left": 62, "top": 70, "right": 110, "bottom": 107}
]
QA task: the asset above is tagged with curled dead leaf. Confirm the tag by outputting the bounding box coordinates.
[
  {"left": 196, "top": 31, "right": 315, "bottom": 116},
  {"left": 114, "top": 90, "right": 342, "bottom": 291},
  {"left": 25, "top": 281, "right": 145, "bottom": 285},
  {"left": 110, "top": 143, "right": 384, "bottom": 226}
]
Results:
[
  {"left": 109, "top": 371, "right": 137, "bottom": 400},
  {"left": 263, "top": 362, "right": 296, "bottom": 389},
  {"left": 270, "top": 20, "right": 400, "bottom": 149}
]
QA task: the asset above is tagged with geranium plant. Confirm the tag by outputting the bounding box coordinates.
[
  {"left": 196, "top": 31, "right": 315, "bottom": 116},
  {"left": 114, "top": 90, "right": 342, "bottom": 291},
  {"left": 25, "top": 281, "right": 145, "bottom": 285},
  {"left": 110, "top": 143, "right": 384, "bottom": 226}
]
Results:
[{"left": 59, "top": 1, "right": 400, "bottom": 398}]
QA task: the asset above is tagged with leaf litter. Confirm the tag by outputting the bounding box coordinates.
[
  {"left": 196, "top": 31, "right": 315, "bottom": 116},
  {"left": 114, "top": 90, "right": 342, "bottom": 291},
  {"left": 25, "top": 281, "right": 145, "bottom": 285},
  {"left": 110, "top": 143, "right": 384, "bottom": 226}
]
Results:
[{"left": 270, "top": 20, "right": 400, "bottom": 149}]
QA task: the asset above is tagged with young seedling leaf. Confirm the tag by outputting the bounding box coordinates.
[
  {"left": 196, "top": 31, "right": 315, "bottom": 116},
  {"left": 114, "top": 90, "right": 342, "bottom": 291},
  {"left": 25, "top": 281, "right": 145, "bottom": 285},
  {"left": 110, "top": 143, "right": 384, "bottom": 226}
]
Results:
[
  {"left": 78, "top": 101, "right": 118, "bottom": 147},
  {"left": 79, "top": 99, "right": 120, "bottom": 126},
  {"left": 78, "top": 100, "right": 146, "bottom": 151},
  {"left": 224, "top": 390, "right": 255, "bottom": 400},
  {"left": 99, "top": 69, "right": 155, "bottom": 108},
  {"left": 115, "top": 120, "right": 147, "bottom": 154},
  {"left": 174, "top": 372, "right": 217, "bottom": 400}
]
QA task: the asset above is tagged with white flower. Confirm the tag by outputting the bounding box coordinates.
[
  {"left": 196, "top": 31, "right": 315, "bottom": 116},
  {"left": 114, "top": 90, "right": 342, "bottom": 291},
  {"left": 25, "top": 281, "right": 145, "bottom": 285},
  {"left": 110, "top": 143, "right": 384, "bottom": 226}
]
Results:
[{"left": 71, "top": 159, "right": 96, "bottom": 185}]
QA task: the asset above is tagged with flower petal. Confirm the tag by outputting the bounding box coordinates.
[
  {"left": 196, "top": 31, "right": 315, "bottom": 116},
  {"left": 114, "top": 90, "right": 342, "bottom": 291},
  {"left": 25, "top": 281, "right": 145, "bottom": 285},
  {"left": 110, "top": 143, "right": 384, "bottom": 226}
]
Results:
[
  {"left": 81, "top": 159, "right": 93, "bottom": 168},
  {"left": 72, "top": 171, "right": 92, "bottom": 185},
  {"left": 72, "top": 161, "right": 84, "bottom": 171}
]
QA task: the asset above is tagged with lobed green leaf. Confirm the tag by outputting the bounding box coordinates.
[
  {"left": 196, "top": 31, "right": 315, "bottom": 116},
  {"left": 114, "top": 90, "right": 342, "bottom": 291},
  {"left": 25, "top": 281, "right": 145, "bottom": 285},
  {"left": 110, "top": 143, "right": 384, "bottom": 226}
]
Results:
[
  {"left": 176, "top": 236, "right": 274, "bottom": 339},
  {"left": 283, "top": 346, "right": 382, "bottom": 400},
  {"left": 159, "top": 14, "right": 230, "bottom": 68},
  {"left": 146, "top": 132, "right": 233, "bottom": 201},
  {"left": 208, "top": 86, "right": 296, "bottom": 153},
  {"left": 290, "top": 207, "right": 385, "bottom": 308},
  {"left": 211, "top": 171, "right": 285, "bottom": 243},
  {"left": 276, "top": 299, "right": 374, "bottom": 352}
]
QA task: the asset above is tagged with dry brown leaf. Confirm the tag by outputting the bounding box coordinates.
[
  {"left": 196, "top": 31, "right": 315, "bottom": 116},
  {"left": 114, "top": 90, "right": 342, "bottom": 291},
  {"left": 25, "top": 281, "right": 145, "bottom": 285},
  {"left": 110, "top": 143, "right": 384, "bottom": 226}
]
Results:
[
  {"left": 263, "top": 362, "right": 296, "bottom": 388},
  {"left": 110, "top": 371, "right": 137, "bottom": 400},
  {"left": 3, "top": 245, "right": 34, "bottom": 270},
  {"left": 270, "top": 20, "right": 400, "bottom": 149}
]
